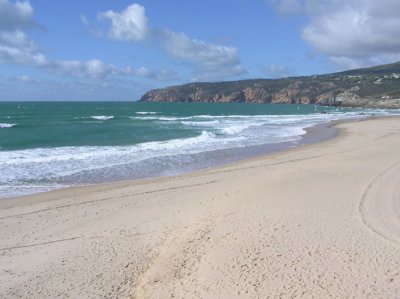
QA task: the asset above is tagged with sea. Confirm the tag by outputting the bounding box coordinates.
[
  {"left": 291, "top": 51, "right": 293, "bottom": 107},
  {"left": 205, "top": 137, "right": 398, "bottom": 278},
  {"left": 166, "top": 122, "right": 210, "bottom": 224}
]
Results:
[{"left": 0, "top": 101, "right": 397, "bottom": 198}]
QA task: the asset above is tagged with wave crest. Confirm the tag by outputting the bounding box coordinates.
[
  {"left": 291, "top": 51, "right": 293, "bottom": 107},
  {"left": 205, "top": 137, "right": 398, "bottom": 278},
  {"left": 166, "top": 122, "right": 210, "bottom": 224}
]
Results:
[
  {"left": 0, "top": 123, "right": 16, "bottom": 128},
  {"left": 90, "top": 115, "right": 114, "bottom": 120}
]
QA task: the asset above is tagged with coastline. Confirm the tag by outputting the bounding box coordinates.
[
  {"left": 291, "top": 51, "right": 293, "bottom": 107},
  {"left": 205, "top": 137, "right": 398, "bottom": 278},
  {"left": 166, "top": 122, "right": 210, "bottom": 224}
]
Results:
[
  {"left": 0, "top": 114, "right": 343, "bottom": 201},
  {"left": 0, "top": 118, "right": 341, "bottom": 206},
  {"left": 1, "top": 116, "right": 400, "bottom": 297}
]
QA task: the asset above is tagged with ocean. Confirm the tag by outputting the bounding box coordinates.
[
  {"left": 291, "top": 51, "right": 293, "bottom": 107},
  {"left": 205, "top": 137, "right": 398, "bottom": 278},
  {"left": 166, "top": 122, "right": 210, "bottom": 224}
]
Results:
[{"left": 0, "top": 101, "right": 395, "bottom": 198}]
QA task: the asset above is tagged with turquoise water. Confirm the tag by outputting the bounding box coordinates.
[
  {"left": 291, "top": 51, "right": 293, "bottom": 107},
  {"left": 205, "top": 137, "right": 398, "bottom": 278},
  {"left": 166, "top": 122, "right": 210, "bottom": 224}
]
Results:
[
  {"left": 0, "top": 101, "right": 394, "bottom": 197},
  {"left": 0, "top": 102, "right": 349, "bottom": 150}
]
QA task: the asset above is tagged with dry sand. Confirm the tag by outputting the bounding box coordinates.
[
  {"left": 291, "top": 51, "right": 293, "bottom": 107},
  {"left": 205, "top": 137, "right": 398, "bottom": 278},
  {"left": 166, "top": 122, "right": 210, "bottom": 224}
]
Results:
[{"left": 1, "top": 117, "right": 400, "bottom": 298}]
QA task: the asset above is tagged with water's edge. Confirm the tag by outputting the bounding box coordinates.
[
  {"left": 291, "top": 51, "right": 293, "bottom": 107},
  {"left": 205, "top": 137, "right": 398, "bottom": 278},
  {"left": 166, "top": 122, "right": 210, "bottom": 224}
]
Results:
[{"left": 1, "top": 117, "right": 348, "bottom": 200}]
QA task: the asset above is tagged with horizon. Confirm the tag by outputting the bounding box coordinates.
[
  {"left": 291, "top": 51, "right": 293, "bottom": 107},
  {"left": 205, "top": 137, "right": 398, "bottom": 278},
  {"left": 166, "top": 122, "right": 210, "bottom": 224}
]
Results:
[{"left": 1, "top": 0, "right": 400, "bottom": 101}]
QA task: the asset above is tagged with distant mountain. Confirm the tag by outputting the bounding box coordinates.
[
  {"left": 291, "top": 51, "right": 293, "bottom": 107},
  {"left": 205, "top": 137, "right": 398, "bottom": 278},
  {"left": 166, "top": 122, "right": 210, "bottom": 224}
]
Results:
[{"left": 140, "top": 62, "right": 400, "bottom": 108}]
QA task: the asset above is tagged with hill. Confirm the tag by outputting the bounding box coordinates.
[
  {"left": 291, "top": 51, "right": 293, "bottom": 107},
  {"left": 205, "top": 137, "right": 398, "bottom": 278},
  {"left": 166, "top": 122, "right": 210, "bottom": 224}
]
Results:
[{"left": 140, "top": 62, "right": 400, "bottom": 108}]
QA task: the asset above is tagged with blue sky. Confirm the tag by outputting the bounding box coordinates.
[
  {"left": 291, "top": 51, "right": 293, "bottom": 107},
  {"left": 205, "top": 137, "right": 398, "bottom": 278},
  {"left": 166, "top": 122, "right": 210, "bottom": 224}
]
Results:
[{"left": 1, "top": 0, "right": 400, "bottom": 101}]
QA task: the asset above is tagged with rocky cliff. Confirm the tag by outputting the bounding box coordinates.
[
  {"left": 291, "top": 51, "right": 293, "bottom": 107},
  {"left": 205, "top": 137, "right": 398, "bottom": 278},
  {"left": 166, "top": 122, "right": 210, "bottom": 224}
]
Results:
[{"left": 140, "top": 62, "right": 400, "bottom": 108}]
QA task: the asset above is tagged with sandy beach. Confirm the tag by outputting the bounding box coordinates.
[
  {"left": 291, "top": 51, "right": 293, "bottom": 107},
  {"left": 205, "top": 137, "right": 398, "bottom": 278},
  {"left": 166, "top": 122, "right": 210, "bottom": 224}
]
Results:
[{"left": 1, "top": 116, "right": 400, "bottom": 298}]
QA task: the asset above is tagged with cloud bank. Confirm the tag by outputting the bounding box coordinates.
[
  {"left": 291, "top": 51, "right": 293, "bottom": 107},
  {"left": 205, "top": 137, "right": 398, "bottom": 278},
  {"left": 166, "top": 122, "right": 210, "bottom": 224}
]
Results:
[
  {"left": 270, "top": 0, "right": 400, "bottom": 68},
  {"left": 302, "top": 0, "right": 400, "bottom": 68},
  {"left": 98, "top": 4, "right": 245, "bottom": 81},
  {"left": 0, "top": 0, "right": 35, "bottom": 31},
  {"left": 265, "top": 64, "right": 294, "bottom": 78},
  {"left": 0, "top": 0, "right": 173, "bottom": 83},
  {"left": 0, "top": 0, "right": 45, "bottom": 66}
]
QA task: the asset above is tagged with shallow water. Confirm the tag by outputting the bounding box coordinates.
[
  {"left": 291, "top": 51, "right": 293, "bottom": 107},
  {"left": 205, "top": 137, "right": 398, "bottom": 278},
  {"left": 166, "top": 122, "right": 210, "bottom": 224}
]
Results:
[{"left": 0, "top": 101, "right": 396, "bottom": 198}]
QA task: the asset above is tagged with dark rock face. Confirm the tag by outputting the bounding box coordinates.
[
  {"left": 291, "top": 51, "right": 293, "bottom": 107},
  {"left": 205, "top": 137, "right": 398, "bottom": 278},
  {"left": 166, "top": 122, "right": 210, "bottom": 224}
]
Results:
[{"left": 140, "top": 62, "right": 400, "bottom": 109}]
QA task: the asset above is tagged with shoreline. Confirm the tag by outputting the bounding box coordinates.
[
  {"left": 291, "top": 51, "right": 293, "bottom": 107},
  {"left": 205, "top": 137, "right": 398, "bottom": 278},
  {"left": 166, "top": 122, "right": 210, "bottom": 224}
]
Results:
[
  {"left": 2, "top": 116, "right": 400, "bottom": 297},
  {"left": 0, "top": 115, "right": 345, "bottom": 202},
  {"left": 0, "top": 116, "right": 369, "bottom": 206}
]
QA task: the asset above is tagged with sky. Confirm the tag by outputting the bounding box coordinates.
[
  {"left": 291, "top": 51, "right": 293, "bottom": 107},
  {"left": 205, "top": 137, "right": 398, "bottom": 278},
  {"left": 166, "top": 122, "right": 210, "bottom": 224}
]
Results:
[{"left": 1, "top": 0, "right": 400, "bottom": 101}]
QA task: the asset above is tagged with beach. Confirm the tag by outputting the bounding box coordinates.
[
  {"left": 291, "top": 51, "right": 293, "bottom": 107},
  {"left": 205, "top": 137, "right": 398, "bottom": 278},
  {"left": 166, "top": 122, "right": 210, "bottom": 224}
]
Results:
[{"left": 1, "top": 116, "right": 400, "bottom": 297}]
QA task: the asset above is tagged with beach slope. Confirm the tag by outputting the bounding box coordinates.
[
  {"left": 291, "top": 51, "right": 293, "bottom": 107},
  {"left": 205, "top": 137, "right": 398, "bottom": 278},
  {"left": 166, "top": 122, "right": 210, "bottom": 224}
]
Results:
[{"left": 1, "top": 117, "right": 400, "bottom": 298}]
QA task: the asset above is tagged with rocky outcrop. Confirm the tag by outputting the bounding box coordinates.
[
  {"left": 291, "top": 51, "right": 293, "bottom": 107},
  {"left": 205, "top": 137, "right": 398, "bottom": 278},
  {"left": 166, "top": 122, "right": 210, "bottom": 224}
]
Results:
[{"left": 140, "top": 62, "right": 400, "bottom": 109}]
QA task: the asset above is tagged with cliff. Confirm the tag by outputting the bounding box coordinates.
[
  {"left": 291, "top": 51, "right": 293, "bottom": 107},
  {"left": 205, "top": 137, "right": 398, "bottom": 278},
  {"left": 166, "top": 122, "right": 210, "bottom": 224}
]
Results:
[{"left": 140, "top": 62, "right": 400, "bottom": 108}]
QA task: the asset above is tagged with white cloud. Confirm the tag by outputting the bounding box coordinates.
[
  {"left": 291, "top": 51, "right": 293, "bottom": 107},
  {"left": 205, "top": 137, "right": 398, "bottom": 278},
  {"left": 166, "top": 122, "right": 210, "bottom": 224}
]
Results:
[
  {"left": 153, "top": 68, "right": 178, "bottom": 81},
  {"left": 265, "top": 64, "right": 294, "bottom": 78},
  {"left": 160, "top": 30, "right": 245, "bottom": 81},
  {"left": 14, "top": 74, "right": 41, "bottom": 83},
  {"left": 132, "top": 66, "right": 150, "bottom": 77},
  {"left": 304, "top": 1, "right": 400, "bottom": 67},
  {"left": 268, "top": 0, "right": 326, "bottom": 15},
  {"left": 124, "top": 66, "right": 178, "bottom": 81},
  {"left": 270, "top": 0, "right": 400, "bottom": 68},
  {"left": 45, "top": 59, "right": 176, "bottom": 81},
  {"left": 0, "top": 1, "right": 179, "bottom": 100},
  {"left": 0, "top": 35, "right": 176, "bottom": 80},
  {"left": 0, "top": 2, "right": 176, "bottom": 83},
  {"left": 267, "top": 0, "right": 303, "bottom": 15},
  {"left": 0, "top": 29, "right": 35, "bottom": 49},
  {"left": 161, "top": 31, "right": 237, "bottom": 65},
  {"left": 80, "top": 14, "right": 89, "bottom": 26},
  {"left": 16, "top": 74, "right": 31, "bottom": 81},
  {"left": 50, "top": 59, "right": 117, "bottom": 78},
  {"left": 0, "top": 0, "right": 35, "bottom": 30},
  {"left": 0, "top": 39, "right": 176, "bottom": 81},
  {"left": 0, "top": 45, "right": 47, "bottom": 66},
  {"left": 98, "top": 3, "right": 149, "bottom": 42},
  {"left": 0, "top": 0, "right": 43, "bottom": 66},
  {"left": 98, "top": 3, "right": 245, "bottom": 81}
]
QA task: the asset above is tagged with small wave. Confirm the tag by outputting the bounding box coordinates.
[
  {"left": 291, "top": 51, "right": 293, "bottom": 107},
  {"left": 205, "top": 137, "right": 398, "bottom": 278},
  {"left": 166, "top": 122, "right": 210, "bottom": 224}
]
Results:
[
  {"left": 132, "top": 114, "right": 282, "bottom": 122},
  {"left": 139, "top": 130, "right": 217, "bottom": 151},
  {"left": 0, "top": 123, "right": 16, "bottom": 128},
  {"left": 132, "top": 116, "right": 192, "bottom": 121},
  {"left": 90, "top": 115, "right": 114, "bottom": 120},
  {"left": 181, "top": 120, "right": 220, "bottom": 126},
  {"left": 221, "top": 125, "right": 252, "bottom": 135},
  {"left": 135, "top": 111, "right": 158, "bottom": 115},
  {"left": 130, "top": 116, "right": 159, "bottom": 120},
  {"left": 194, "top": 114, "right": 272, "bottom": 119},
  {"left": 158, "top": 117, "right": 187, "bottom": 121},
  {"left": 2, "top": 107, "right": 395, "bottom": 199}
]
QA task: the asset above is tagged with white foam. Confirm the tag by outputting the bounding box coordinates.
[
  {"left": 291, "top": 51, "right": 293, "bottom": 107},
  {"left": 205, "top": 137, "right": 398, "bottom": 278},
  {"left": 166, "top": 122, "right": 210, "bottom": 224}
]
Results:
[
  {"left": 0, "top": 184, "right": 68, "bottom": 198},
  {"left": 2, "top": 108, "right": 395, "bottom": 198},
  {"left": 181, "top": 120, "right": 220, "bottom": 126},
  {"left": 0, "top": 131, "right": 224, "bottom": 182},
  {"left": 221, "top": 124, "right": 252, "bottom": 135},
  {"left": 135, "top": 111, "right": 158, "bottom": 115},
  {"left": 132, "top": 116, "right": 193, "bottom": 121},
  {"left": 90, "top": 115, "right": 114, "bottom": 120},
  {"left": 0, "top": 123, "right": 16, "bottom": 128}
]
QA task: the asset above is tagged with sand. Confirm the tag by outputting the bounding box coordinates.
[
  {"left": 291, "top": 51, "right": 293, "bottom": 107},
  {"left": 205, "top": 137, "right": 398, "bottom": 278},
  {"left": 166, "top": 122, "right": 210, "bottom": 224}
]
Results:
[{"left": 1, "top": 117, "right": 400, "bottom": 298}]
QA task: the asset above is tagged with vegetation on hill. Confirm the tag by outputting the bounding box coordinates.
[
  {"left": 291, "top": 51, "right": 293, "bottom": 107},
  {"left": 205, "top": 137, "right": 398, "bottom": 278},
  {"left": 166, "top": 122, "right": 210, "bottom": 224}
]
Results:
[{"left": 140, "top": 62, "right": 400, "bottom": 108}]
